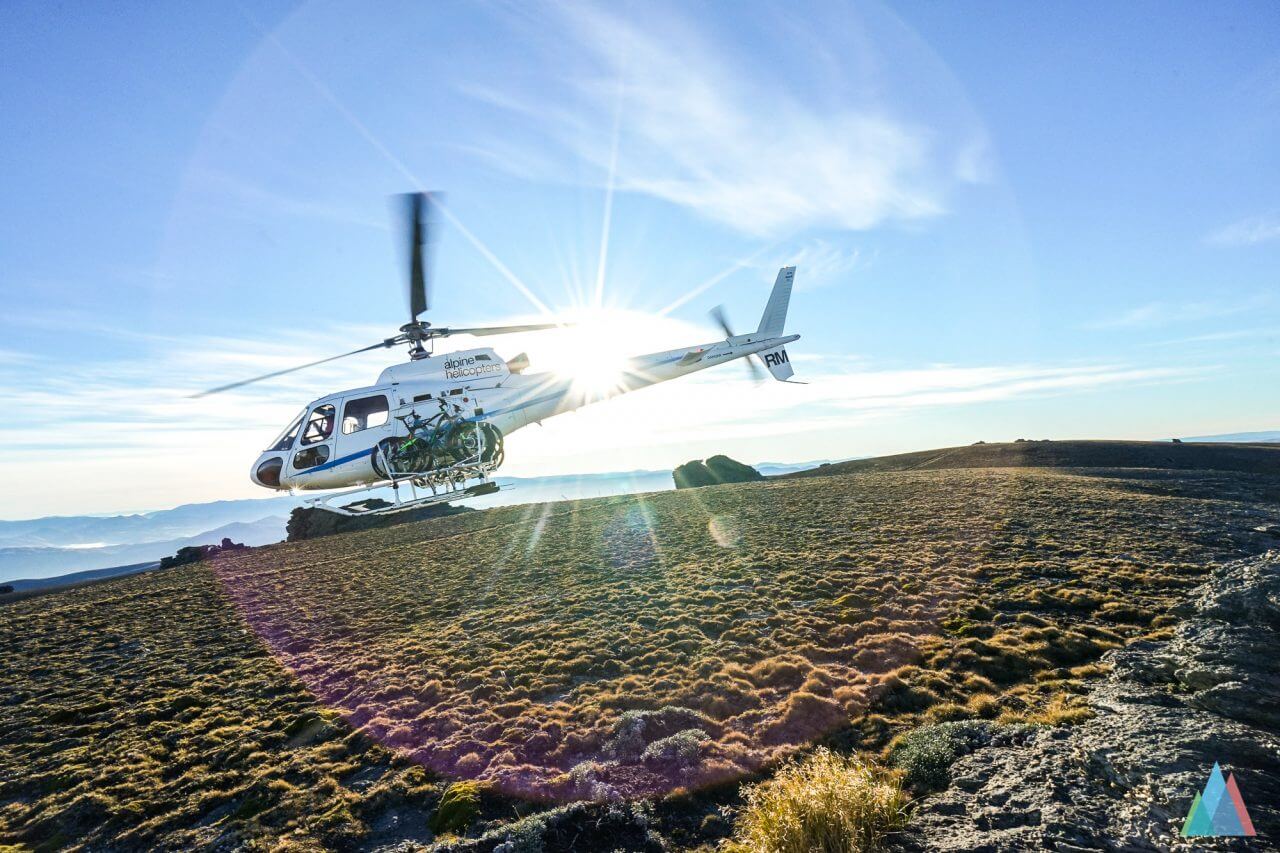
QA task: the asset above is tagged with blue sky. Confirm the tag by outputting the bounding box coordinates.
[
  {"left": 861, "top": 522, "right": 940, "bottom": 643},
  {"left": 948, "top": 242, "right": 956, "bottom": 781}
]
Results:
[{"left": 1, "top": 0, "right": 1278, "bottom": 518}]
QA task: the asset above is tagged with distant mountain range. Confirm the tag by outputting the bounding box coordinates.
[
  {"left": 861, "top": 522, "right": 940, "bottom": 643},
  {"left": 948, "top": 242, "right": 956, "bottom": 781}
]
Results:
[
  {"left": 0, "top": 495, "right": 309, "bottom": 549},
  {"left": 0, "top": 517, "right": 289, "bottom": 583}
]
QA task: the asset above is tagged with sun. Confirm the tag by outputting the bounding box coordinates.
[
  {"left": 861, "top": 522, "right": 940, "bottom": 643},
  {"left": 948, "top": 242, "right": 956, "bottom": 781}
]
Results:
[{"left": 520, "top": 307, "right": 704, "bottom": 399}]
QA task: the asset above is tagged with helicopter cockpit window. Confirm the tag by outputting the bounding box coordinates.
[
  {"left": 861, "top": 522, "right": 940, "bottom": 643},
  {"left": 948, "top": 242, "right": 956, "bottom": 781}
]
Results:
[
  {"left": 292, "top": 445, "right": 330, "bottom": 470},
  {"left": 341, "top": 394, "right": 389, "bottom": 435},
  {"left": 267, "top": 410, "right": 305, "bottom": 452},
  {"left": 300, "top": 404, "right": 335, "bottom": 446}
]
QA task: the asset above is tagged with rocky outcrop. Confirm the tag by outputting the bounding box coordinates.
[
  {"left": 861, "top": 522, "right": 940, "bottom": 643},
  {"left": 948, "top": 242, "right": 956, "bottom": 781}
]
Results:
[
  {"left": 286, "top": 503, "right": 471, "bottom": 542},
  {"left": 672, "top": 455, "right": 763, "bottom": 489},
  {"left": 896, "top": 551, "right": 1280, "bottom": 851},
  {"left": 158, "top": 537, "right": 248, "bottom": 569}
]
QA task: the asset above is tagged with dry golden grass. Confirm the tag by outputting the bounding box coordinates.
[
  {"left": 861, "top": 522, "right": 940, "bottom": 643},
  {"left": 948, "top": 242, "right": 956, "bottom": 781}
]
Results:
[
  {"left": 724, "top": 748, "right": 909, "bottom": 852},
  {"left": 1, "top": 467, "right": 1275, "bottom": 850}
]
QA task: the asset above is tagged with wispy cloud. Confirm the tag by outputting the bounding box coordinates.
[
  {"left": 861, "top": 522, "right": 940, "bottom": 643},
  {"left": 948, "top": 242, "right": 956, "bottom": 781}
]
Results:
[
  {"left": 0, "top": 325, "right": 393, "bottom": 458},
  {"left": 1206, "top": 214, "right": 1280, "bottom": 247},
  {"left": 755, "top": 240, "right": 865, "bottom": 290},
  {"left": 184, "top": 167, "right": 388, "bottom": 230},
  {"left": 1087, "top": 296, "right": 1265, "bottom": 330},
  {"left": 468, "top": 3, "right": 970, "bottom": 235},
  {"left": 510, "top": 359, "right": 1210, "bottom": 474},
  {"left": 0, "top": 312, "right": 1206, "bottom": 515},
  {"left": 1141, "top": 326, "right": 1279, "bottom": 348}
]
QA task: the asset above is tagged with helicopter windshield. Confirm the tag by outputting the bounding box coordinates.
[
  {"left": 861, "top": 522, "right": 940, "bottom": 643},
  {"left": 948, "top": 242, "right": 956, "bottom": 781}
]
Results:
[{"left": 266, "top": 410, "right": 305, "bottom": 452}]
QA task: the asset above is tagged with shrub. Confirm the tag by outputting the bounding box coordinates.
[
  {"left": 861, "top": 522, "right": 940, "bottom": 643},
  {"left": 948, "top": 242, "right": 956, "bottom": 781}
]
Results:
[
  {"left": 641, "top": 729, "right": 708, "bottom": 770},
  {"left": 604, "top": 706, "right": 713, "bottom": 761},
  {"left": 886, "top": 721, "right": 991, "bottom": 793},
  {"left": 726, "top": 748, "right": 909, "bottom": 853},
  {"left": 429, "top": 781, "right": 481, "bottom": 835}
]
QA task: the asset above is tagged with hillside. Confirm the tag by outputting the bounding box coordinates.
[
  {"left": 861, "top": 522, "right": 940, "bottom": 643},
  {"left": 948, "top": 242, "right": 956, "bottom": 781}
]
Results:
[
  {"left": 2, "top": 467, "right": 1278, "bottom": 850},
  {"left": 780, "top": 439, "right": 1280, "bottom": 479}
]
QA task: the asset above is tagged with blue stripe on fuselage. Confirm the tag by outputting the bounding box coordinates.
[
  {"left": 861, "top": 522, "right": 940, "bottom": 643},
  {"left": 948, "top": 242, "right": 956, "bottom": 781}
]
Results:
[{"left": 292, "top": 387, "right": 572, "bottom": 479}]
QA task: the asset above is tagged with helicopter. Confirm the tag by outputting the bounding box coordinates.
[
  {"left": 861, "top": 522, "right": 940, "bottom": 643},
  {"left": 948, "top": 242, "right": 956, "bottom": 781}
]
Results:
[{"left": 196, "top": 193, "right": 801, "bottom": 516}]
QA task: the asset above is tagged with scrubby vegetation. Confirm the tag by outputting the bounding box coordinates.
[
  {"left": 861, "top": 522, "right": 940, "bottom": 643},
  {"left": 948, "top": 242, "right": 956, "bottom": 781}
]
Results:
[
  {"left": 725, "top": 748, "right": 909, "bottom": 852},
  {"left": 886, "top": 721, "right": 993, "bottom": 793},
  {"left": 2, "top": 466, "right": 1276, "bottom": 849}
]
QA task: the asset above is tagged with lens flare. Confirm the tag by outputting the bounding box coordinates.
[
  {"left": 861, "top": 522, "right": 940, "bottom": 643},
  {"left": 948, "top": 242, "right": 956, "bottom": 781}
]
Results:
[{"left": 528, "top": 308, "right": 698, "bottom": 399}]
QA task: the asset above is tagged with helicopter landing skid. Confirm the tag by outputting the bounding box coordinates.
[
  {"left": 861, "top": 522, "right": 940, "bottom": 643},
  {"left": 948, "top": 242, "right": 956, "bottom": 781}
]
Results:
[{"left": 305, "top": 473, "right": 501, "bottom": 517}]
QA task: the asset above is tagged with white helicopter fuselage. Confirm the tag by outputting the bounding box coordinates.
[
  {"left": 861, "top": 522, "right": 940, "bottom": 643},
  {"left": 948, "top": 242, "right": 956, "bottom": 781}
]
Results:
[{"left": 250, "top": 267, "right": 799, "bottom": 494}]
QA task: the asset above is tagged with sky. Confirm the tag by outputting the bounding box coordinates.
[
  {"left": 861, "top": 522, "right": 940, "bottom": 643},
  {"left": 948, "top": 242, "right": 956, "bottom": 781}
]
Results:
[{"left": 1, "top": 0, "right": 1278, "bottom": 519}]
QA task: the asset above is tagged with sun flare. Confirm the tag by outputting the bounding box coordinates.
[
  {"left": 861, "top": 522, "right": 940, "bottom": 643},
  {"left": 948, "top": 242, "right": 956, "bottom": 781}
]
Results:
[{"left": 520, "top": 308, "right": 706, "bottom": 398}]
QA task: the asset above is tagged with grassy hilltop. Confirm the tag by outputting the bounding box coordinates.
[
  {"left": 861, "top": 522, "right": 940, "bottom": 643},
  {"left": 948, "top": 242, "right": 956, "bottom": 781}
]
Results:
[
  {"left": 2, "top": 451, "right": 1279, "bottom": 850},
  {"left": 782, "top": 438, "right": 1280, "bottom": 478}
]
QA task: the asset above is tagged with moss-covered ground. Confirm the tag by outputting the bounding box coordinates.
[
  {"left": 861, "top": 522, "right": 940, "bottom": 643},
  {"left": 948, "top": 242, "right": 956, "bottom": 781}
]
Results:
[{"left": 2, "top": 467, "right": 1276, "bottom": 850}]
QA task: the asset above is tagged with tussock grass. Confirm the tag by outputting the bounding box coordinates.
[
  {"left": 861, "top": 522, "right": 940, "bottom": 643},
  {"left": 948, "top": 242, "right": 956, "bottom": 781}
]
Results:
[
  {"left": 1008, "top": 692, "right": 1096, "bottom": 726},
  {"left": 725, "top": 748, "right": 909, "bottom": 852},
  {"left": 1, "top": 467, "right": 1271, "bottom": 850}
]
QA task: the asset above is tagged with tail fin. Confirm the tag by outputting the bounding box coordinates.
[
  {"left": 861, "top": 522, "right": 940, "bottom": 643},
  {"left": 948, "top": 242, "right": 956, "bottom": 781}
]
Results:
[
  {"left": 759, "top": 344, "right": 794, "bottom": 380},
  {"left": 757, "top": 266, "right": 795, "bottom": 336}
]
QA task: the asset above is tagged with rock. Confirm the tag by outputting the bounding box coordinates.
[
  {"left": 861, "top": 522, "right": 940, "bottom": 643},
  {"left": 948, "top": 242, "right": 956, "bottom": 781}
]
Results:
[
  {"left": 673, "top": 455, "right": 763, "bottom": 489},
  {"left": 894, "top": 551, "right": 1280, "bottom": 852},
  {"left": 158, "top": 538, "right": 249, "bottom": 569},
  {"left": 704, "top": 454, "right": 765, "bottom": 484},
  {"left": 673, "top": 460, "right": 718, "bottom": 489},
  {"left": 285, "top": 502, "right": 471, "bottom": 541}
]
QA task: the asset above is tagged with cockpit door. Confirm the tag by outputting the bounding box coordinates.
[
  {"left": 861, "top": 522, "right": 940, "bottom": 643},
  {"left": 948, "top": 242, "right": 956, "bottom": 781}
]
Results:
[
  {"left": 335, "top": 391, "right": 392, "bottom": 461},
  {"left": 290, "top": 401, "right": 338, "bottom": 473}
]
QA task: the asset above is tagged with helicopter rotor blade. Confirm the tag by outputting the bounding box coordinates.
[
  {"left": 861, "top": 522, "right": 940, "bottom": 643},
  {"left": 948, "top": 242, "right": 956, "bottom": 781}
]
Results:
[
  {"left": 710, "top": 305, "right": 765, "bottom": 383},
  {"left": 710, "top": 304, "right": 735, "bottom": 339},
  {"left": 401, "top": 191, "right": 439, "bottom": 323},
  {"left": 438, "top": 322, "right": 567, "bottom": 337},
  {"left": 188, "top": 340, "right": 395, "bottom": 399}
]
